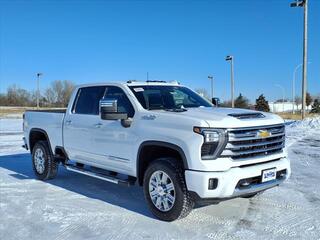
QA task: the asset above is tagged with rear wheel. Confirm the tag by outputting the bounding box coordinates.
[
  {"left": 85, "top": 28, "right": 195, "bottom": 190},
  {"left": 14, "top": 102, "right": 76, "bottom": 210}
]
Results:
[
  {"left": 32, "top": 141, "right": 58, "bottom": 180},
  {"left": 143, "top": 158, "right": 194, "bottom": 221}
]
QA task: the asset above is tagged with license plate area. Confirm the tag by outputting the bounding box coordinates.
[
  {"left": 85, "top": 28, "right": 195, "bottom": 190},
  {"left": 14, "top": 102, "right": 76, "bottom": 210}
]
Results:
[{"left": 261, "top": 168, "right": 276, "bottom": 183}]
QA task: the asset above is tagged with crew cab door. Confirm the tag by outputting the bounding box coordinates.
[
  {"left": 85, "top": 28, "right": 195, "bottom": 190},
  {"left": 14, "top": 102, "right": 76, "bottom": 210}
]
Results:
[
  {"left": 63, "top": 86, "right": 106, "bottom": 167},
  {"left": 93, "top": 86, "right": 137, "bottom": 174},
  {"left": 63, "top": 85, "right": 137, "bottom": 175}
]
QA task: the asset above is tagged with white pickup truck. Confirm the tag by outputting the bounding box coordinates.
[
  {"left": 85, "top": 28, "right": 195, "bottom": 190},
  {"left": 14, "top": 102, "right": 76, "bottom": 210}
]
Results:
[{"left": 23, "top": 81, "right": 290, "bottom": 221}]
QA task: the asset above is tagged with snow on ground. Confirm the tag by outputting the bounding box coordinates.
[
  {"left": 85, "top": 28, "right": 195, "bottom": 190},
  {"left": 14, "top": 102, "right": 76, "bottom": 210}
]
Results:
[
  {"left": 0, "top": 118, "right": 26, "bottom": 156},
  {"left": 0, "top": 117, "right": 319, "bottom": 240}
]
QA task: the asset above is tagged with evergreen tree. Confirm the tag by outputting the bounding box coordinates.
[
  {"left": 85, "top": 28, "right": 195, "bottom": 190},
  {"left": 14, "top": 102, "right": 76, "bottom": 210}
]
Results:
[
  {"left": 255, "top": 94, "right": 270, "bottom": 112},
  {"left": 310, "top": 99, "right": 320, "bottom": 113},
  {"left": 306, "top": 92, "right": 313, "bottom": 107},
  {"left": 234, "top": 93, "right": 249, "bottom": 109}
]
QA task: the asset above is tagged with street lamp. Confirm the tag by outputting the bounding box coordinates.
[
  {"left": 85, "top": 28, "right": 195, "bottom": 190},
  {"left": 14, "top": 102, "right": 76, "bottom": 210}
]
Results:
[
  {"left": 275, "top": 84, "right": 285, "bottom": 113},
  {"left": 208, "top": 75, "right": 214, "bottom": 100},
  {"left": 290, "top": 0, "right": 308, "bottom": 119},
  {"left": 225, "top": 55, "right": 234, "bottom": 108},
  {"left": 36, "top": 73, "right": 43, "bottom": 109}
]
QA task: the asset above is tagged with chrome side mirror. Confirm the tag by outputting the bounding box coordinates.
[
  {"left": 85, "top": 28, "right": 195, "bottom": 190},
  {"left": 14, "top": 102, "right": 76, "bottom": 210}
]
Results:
[
  {"left": 211, "top": 97, "right": 220, "bottom": 107},
  {"left": 99, "top": 99, "right": 128, "bottom": 120}
]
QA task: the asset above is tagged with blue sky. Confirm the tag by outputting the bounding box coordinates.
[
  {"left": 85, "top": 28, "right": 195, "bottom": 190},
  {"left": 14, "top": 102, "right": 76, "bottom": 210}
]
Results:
[{"left": 0, "top": 0, "right": 319, "bottom": 102}]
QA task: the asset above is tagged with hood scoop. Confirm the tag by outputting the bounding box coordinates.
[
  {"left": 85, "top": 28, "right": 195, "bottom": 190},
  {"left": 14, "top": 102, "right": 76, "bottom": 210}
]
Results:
[{"left": 228, "top": 112, "right": 265, "bottom": 119}]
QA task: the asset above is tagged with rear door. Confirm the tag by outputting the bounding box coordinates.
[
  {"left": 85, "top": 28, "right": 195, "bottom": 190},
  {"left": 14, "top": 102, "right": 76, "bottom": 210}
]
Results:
[{"left": 63, "top": 86, "right": 107, "bottom": 166}]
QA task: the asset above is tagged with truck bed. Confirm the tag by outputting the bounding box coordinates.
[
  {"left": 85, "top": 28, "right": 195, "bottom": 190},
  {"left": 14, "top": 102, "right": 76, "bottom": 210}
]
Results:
[{"left": 24, "top": 110, "right": 66, "bottom": 152}]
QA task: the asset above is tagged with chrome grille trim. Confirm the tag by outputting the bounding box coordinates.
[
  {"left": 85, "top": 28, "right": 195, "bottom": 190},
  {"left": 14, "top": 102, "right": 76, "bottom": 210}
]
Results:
[
  {"left": 228, "top": 132, "right": 285, "bottom": 142},
  {"left": 225, "top": 136, "right": 285, "bottom": 150},
  {"left": 221, "top": 124, "right": 285, "bottom": 160}
]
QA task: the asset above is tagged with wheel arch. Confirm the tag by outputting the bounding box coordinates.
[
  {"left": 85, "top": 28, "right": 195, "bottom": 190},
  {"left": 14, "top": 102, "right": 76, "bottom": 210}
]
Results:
[
  {"left": 29, "top": 128, "right": 52, "bottom": 154},
  {"left": 136, "top": 141, "right": 189, "bottom": 186}
]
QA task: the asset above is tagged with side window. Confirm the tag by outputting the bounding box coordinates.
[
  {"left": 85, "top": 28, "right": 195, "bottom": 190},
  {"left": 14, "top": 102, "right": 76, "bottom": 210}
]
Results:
[
  {"left": 73, "top": 86, "right": 106, "bottom": 115},
  {"left": 104, "top": 86, "right": 135, "bottom": 118}
]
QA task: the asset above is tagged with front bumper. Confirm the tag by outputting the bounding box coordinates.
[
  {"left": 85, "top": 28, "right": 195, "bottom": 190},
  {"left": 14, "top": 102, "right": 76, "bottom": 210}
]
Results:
[{"left": 185, "top": 157, "right": 290, "bottom": 199}]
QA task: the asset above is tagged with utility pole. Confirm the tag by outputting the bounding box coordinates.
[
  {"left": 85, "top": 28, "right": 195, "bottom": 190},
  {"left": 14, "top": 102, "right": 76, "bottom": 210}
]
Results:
[
  {"left": 225, "top": 55, "right": 234, "bottom": 108},
  {"left": 290, "top": 0, "right": 308, "bottom": 119},
  {"left": 208, "top": 75, "right": 214, "bottom": 100},
  {"left": 36, "top": 73, "right": 43, "bottom": 109}
]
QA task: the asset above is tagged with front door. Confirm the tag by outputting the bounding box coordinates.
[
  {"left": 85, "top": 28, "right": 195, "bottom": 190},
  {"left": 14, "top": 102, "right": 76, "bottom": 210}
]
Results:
[
  {"left": 92, "top": 86, "right": 138, "bottom": 175},
  {"left": 63, "top": 85, "right": 138, "bottom": 175}
]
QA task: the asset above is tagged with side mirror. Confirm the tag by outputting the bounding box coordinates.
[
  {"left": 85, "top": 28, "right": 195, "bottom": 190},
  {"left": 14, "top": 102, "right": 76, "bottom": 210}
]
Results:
[
  {"left": 211, "top": 97, "right": 220, "bottom": 107},
  {"left": 100, "top": 99, "right": 128, "bottom": 120}
]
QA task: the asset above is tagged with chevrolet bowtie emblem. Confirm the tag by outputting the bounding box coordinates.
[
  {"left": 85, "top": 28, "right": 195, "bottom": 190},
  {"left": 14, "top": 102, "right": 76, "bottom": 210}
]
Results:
[{"left": 257, "top": 130, "right": 271, "bottom": 138}]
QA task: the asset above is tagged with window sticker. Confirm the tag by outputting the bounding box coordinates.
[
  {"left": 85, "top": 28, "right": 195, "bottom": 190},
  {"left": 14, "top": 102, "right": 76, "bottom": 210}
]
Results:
[{"left": 134, "top": 87, "right": 144, "bottom": 92}]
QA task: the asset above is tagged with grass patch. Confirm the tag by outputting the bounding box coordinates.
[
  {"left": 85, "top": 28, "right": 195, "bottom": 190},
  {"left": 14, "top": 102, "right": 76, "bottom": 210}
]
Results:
[
  {"left": 277, "top": 112, "right": 320, "bottom": 120},
  {"left": 0, "top": 107, "right": 64, "bottom": 118}
]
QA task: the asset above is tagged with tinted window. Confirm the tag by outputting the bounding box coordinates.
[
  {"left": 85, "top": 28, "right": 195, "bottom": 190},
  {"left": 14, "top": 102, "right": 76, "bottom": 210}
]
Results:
[
  {"left": 73, "top": 86, "right": 106, "bottom": 115},
  {"left": 129, "top": 86, "right": 212, "bottom": 110},
  {"left": 104, "top": 86, "right": 135, "bottom": 118}
]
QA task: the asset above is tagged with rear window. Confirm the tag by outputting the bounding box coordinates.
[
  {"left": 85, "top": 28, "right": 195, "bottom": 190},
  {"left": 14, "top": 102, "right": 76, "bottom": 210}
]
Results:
[{"left": 73, "top": 86, "right": 106, "bottom": 115}]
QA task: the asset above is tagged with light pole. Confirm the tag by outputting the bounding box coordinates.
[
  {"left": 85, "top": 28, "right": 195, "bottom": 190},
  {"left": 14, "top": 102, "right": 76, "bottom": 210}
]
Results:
[
  {"left": 290, "top": 0, "right": 308, "bottom": 119},
  {"left": 225, "top": 55, "right": 234, "bottom": 108},
  {"left": 292, "top": 61, "right": 311, "bottom": 114},
  {"left": 36, "top": 73, "right": 43, "bottom": 109},
  {"left": 275, "top": 84, "right": 285, "bottom": 112},
  {"left": 208, "top": 75, "right": 214, "bottom": 100}
]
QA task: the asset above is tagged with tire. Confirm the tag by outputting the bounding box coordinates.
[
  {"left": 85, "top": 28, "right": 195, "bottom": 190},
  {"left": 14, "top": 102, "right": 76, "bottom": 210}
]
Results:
[
  {"left": 143, "top": 158, "right": 194, "bottom": 221},
  {"left": 32, "top": 141, "right": 58, "bottom": 180}
]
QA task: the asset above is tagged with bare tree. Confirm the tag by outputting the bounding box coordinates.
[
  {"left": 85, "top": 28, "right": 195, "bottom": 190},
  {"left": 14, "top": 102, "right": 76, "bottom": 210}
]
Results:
[
  {"left": 295, "top": 96, "right": 302, "bottom": 106},
  {"left": 45, "top": 80, "right": 75, "bottom": 107},
  {"left": 195, "top": 88, "right": 210, "bottom": 100},
  {"left": 62, "top": 80, "right": 75, "bottom": 107},
  {"left": 44, "top": 88, "right": 56, "bottom": 106},
  {"left": 6, "top": 85, "right": 32, "bottom": 106}
]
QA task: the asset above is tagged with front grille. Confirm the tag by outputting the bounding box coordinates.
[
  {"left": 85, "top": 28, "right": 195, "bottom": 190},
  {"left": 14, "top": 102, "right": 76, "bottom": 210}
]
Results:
[{"left": 221, "top": 124, "right": 285, "bottom": 160}]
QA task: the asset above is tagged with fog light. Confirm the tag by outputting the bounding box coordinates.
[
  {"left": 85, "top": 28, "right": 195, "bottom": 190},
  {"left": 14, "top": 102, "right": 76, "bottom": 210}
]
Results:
[{"left": 208, "top": 178, "right": 218, "bottom": 190}]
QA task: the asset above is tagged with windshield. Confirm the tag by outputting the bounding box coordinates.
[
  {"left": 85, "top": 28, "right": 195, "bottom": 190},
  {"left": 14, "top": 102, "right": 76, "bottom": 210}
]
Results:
[{"left": 129, "top": 85, "right": 212, "bottom": 110}]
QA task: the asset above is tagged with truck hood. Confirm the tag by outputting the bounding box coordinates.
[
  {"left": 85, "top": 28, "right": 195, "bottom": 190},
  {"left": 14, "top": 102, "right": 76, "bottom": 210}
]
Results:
[{"left": 156, "top": 107, "right": 284, "bottom": 128}]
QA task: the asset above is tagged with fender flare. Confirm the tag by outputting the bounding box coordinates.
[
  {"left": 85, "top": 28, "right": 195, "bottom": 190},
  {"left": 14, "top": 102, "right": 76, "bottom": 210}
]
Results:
[{"left": 136, "top": 141, "right": 189, "bottom": 183}]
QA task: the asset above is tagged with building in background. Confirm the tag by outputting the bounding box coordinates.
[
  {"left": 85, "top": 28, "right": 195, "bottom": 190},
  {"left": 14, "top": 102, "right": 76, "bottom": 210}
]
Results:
[{"left": 269, "top": 102, "right": 312, "bottom": 113}]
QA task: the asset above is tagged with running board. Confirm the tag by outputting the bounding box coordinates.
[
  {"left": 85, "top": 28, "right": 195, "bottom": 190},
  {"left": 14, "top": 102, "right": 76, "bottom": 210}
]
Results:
[{"left": 65, "top": 165, "right": 133, "bottom": 186}]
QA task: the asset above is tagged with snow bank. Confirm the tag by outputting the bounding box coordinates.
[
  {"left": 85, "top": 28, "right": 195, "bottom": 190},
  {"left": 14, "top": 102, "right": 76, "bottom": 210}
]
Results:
[
  {"left": 285, "top": 116, "right": 320, "bottom": 147},
  {"left": 287, "top": 116, "right": 320, "bottom": 129}
]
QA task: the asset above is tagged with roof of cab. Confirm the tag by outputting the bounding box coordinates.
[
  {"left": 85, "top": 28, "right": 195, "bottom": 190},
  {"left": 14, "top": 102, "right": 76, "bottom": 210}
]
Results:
[{"left": 76, "top": 80, "right": 180, "bottom": 88}]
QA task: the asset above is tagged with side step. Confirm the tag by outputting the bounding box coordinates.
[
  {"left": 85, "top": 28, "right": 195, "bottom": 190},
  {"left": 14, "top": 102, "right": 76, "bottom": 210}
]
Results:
[{"left": 65, "top": 164, "right": 134, "bottom": 187}]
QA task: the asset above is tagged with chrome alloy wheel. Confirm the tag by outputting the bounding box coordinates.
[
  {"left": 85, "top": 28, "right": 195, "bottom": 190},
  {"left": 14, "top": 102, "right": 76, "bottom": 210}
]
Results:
[
  {"left": 34, "top": 148, "right": 45, "bottom": 174},
  {"left": 149, "top": 170, "right": 175, "bottom": 212}
]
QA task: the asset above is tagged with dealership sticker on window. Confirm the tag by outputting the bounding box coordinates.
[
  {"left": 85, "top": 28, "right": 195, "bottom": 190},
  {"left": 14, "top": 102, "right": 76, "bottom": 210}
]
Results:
[{"left": 134, "top": 88, "right": 144, "bottom": 92}]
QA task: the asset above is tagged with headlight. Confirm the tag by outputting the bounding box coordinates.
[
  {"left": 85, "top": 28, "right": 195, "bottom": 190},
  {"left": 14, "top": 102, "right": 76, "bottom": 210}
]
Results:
[{"left": 194, "top": 127, "right": 228, "bottom": 160}]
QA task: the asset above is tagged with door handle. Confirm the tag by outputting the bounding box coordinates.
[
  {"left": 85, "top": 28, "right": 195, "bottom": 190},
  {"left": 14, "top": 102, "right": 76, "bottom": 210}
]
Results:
[
  {"left": 65, "top": 120, "right": 72, "bottom": 125},
  {"left": 94, "top": 123, "right": 103, "bottom": 128}
]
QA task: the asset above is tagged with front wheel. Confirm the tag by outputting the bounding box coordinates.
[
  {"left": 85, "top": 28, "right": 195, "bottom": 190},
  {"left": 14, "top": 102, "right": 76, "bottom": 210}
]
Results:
[{"left": 143, "top": 158, "right": 194, "bottom": 221}]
